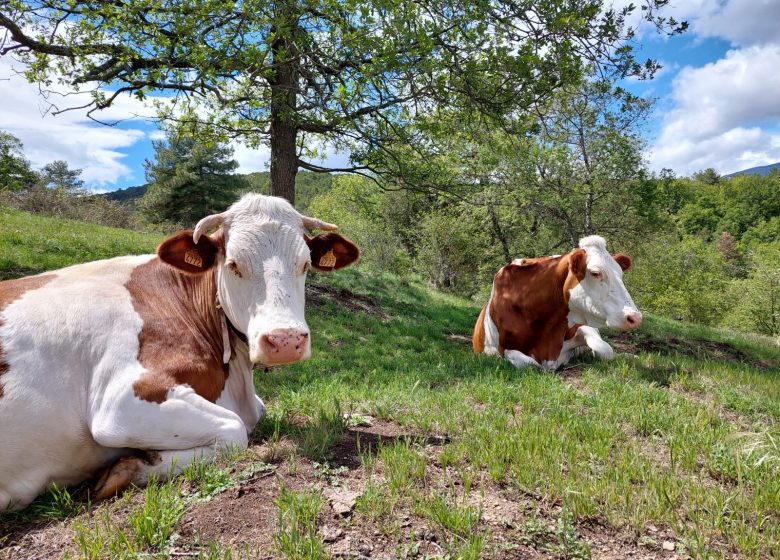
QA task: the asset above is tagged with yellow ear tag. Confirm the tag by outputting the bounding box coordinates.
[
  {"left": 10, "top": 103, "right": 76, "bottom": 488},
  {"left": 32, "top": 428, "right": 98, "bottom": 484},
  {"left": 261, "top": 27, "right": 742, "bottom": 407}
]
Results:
[
  {"left": 319, "top": 250, "right": 337, "bottom": 268},
  {"left": 184, "top": 249, "right": 203, "bottom": 268}
]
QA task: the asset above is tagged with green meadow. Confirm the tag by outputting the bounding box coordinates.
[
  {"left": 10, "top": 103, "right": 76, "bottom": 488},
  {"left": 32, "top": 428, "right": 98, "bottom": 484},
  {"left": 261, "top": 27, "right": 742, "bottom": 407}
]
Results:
[{"left": 1, "top": 208, "right": 779, "bottom": 559}]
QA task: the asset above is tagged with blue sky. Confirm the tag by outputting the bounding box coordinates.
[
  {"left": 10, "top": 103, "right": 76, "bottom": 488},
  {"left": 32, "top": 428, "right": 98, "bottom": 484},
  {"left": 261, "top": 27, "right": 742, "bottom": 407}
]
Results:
[{"left": 2, "top": 0, "right": 780, "bottom": 192}]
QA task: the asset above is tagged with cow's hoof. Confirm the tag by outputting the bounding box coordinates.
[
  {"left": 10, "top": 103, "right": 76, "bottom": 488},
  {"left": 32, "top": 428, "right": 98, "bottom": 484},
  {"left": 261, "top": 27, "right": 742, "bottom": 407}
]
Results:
[{"left": 94, "top": 456, "right": 144, "bottom": 501}]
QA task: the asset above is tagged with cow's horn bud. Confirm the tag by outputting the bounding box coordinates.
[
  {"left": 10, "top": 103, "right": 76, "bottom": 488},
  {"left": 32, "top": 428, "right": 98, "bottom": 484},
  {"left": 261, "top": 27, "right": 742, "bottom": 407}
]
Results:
[
  {"left": 301, "top": 215, "right": 338, "bottom": 231},
  {"left": 193, "top": 212, "right": 226, "bottom": 243}
]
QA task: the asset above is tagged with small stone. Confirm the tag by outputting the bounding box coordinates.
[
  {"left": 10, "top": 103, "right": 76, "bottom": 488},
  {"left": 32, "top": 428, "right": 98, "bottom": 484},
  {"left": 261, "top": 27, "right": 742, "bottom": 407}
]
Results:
[
  {"left": 323, "top": 526, "right": 343, "bottom": 543},
  {"left": 662, "top": 541, "right": 675, "bottom": 552},
  {"left": 325, "top": 488, "right": 361, "bottom": 516},
  {"left": 358, "top": 542, "right": 373, "bottom": 554},
  {"left": 647, "top": 524, "right": 658, "bottom": 533}
]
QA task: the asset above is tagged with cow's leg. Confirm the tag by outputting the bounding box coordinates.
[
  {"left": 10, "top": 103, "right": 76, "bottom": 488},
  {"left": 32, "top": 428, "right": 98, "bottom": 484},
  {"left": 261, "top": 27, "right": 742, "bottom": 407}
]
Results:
[
  {"left": 574, "top": 326, "right": 614, "bottom": 360},
  {"left": 90, "top": 385, "right": 249, "bottom": 499},
  {"left": 504, "top": 349, "right": 542, "bottom": 369}
]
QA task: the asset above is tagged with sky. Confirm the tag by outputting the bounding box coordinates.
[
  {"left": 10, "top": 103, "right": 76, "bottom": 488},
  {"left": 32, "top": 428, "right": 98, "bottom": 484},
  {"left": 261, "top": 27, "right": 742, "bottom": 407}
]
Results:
[{"left": 1, "top": 0, "right": 780, "bottom": 193}]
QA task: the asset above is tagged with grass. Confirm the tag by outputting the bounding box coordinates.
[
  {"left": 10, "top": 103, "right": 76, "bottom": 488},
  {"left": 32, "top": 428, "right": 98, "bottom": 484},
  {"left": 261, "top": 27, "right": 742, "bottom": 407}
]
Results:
[
  {"left": 274, "top": 487, "right": 327, "bottom": 560},
  {"left": 0, "top": 206, "right": 160, "bottom": 279},
  {"left": 2, "top": 207, "right": 780, "bottom": 559}
]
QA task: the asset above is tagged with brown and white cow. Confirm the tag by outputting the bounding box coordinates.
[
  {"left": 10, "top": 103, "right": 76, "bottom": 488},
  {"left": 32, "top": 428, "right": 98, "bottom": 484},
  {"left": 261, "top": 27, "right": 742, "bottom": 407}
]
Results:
[
  {"left": 0, "top": 194, "right": 358, "bottom": 510},
  {"left": 472, "top": 235, "right": 641, "bottom": 369}
]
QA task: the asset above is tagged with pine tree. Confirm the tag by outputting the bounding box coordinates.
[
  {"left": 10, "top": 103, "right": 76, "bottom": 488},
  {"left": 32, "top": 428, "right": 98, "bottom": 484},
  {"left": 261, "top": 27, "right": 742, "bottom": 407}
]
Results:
[{"left": 141, "top": 132, "right": 245, "bottom": 226}]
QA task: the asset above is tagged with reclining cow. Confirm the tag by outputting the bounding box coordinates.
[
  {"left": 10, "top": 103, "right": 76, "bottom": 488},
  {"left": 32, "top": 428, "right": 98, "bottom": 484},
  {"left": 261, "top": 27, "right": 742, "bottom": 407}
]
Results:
[
  {"left": 0, "top": 194, "right": 359, "bottom": 510},
  {"left": 472, "top": 235, "right": 641, "bottom": 369}
]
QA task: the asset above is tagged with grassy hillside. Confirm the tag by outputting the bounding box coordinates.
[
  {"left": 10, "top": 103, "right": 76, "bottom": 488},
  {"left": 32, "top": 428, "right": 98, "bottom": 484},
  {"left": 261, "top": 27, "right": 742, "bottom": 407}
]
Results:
[
  {"left": 1, "top": 209, "right": 779, "bottom": 559},
  {"left": 0, "top": 207, "right": 162, "bottom": 280}
]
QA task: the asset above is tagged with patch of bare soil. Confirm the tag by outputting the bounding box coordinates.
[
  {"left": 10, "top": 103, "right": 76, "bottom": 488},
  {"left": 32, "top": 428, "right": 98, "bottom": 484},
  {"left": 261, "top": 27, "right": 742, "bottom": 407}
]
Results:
[
  {"left": 0, "top": 518, "right": 75, "bottom": 559},
  {"left": 307, "top": 283, "right": 392, "bottom": 322},
  {"left": 2, "top": 417, "right": 697, "bottom": 560},
  {"left": 606, "top": 331, "right": 776, "bottom": 370}
]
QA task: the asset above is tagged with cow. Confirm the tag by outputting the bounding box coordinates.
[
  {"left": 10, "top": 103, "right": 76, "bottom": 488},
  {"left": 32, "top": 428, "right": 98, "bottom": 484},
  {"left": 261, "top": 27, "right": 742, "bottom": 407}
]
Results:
[
  {"left": 0, "top": 194, "right": 359, "bottom": 510},
  {"left": 472, "top": 235, "right": 641, "bottom": 370}
]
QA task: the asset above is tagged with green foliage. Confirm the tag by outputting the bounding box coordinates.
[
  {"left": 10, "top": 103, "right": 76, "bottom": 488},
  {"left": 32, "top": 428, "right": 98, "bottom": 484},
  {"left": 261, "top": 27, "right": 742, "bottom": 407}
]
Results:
[
  {"left": 723, "top": 242, "right": 780, "bottom": 336},
  {"left": 629, "top": 235, "right": 730, "bottom": 325},
  {"left": 0, "top": 131, "right": 35, "bottom": 192},
  {"left": 127, "top": 478, "right": 187, "bottom": 550},
  {"left": 1, "top": 159, "right": 139, "bottom": 229},
  {"left": 0, "top": 206, "right": 161, "bottom": 280},
  {"left": 141, "top": 130, "right": 246, "bottom": 226},
  {"left": 244, "top": 172, "right": 334, "bottom": 213},
  {"left": 182, "top": 460, "right": 235, "bottom": 501},
  {"left": 2, "top": 0, "right": 684, "bottom": 201},
  {"left": 415, "top": 208, "right": 489, "bottom": 296}
]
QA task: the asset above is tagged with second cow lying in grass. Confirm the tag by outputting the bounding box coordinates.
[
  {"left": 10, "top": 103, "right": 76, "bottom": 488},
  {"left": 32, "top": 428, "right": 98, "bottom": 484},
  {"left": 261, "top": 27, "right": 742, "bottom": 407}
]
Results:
[{"left": 472, "top": 235, "right": 642, "bottom": 369}]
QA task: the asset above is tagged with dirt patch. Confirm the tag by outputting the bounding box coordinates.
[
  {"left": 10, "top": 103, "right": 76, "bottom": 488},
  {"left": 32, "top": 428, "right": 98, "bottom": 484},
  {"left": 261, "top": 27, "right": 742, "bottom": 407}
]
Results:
[
  {"left": 606, "top": 331, "right": 776, "bottom": 370},
  {"left": 307, "top": 283, "right": 392, "bottom": 322},
  {"left": 1, "top": 416, "right": 694, "bottom": 560}
]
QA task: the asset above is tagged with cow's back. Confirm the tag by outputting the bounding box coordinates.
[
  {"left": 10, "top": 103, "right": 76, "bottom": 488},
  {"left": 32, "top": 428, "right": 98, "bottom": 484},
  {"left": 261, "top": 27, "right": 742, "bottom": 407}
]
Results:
[{"left": 0, "top": 255, "right": 153, "bottom": 508}]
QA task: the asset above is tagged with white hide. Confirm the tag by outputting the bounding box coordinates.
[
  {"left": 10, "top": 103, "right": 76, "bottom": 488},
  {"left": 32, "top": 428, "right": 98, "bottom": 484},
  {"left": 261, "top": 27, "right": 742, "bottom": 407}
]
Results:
[{"left": 0, "top": 254, "right": 265, "bottom": 510}]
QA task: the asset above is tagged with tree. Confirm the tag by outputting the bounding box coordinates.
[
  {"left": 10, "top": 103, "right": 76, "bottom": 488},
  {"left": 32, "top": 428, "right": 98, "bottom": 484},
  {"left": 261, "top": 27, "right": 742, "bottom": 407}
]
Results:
[
  {"left": 0, "top": 131, "right": 35, "bottom": 192},
  {"left": 39, "top": 160, "right": 85, "bottom": 193},
  {"left": 141, "top": 131, "right": 245, "bottom": 225},
  {"left": 0, "top": 1, "right": 685, "bottom": 204}
]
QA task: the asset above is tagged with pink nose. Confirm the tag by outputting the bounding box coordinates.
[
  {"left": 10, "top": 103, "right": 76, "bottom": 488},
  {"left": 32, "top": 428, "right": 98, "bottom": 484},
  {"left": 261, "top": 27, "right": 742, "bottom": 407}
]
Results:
[
  {"left": 259, "top": 329, "right": 309, "bottom": 365},
  {"left": 623, "top": 312, "right": 642, "bottom": 330}
]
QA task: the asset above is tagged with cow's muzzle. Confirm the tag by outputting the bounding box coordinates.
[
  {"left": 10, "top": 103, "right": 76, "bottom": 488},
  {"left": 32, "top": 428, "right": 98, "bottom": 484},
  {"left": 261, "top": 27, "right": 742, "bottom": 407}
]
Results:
[
  {"left": 254, "top": 328, "right": 310, "bottom": 365},
  {"left": 621, "top": 309, "right": 643, "bottom": 331}
]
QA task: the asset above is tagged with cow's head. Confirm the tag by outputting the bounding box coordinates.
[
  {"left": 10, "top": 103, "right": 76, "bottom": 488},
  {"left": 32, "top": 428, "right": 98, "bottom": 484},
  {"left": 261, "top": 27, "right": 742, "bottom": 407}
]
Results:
[
  {"left": 157, "top": 194, "right": 359, "bottom": 365},
  {"left": 564, "top": 235, "right": 642, "bottom": 331}
]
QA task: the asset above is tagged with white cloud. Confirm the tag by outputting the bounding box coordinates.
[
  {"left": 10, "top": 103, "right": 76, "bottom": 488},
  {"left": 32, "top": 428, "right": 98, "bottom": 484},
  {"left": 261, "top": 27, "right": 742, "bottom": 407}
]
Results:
[
  {"left": 691, "top": 0, "right": 780, "bottom": 47},
  {"left": 229, "top": 140, "right": 352, "bottom": 176},
  {"left": 0, "top": 59, "right": 161, "bottom": 188},
  {"left": 625, "top": 0, "right": 780, "bottom": 47},
  {"left": 649, "top": 43, "right": 780, "bottom": 175}
]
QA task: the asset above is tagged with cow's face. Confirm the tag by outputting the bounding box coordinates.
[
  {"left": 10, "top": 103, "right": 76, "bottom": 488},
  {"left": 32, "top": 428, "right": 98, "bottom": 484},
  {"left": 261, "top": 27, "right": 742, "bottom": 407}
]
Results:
[
  {"left": 565, "top": 236, "right": 642, "bottom": 331},
  {"left": 158, "top": 194, "right": 359, "bottom": 366}
]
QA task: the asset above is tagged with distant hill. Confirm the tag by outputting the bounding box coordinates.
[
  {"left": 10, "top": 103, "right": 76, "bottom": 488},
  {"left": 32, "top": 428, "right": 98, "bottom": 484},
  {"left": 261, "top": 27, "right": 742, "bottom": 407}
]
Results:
[
  {"left": 104, "top": 184, "right": 148, "bottom": 203},
  {"left": 725, "top": 162, "right": 780, "bottom": 178},
  {"left": 102, "top": 171, "right": 332, "bottom": 212}
]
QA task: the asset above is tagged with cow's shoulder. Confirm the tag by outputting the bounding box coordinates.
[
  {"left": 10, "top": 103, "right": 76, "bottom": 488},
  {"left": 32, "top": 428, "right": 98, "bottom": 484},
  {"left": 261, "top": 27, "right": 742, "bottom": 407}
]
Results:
[{"left": 126, "top": 258, "right": 228, "bottom": 404}]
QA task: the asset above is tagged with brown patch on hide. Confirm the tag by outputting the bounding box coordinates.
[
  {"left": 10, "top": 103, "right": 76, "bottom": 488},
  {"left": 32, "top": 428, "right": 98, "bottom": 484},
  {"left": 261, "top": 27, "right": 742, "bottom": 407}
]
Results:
[
  {"left": 126, "top": 259, "right": 228, "bottom": 404},
  {"left": 0, "top": 274, "right": 55, "bottom": 397},
  {"left": 477, "top": 250, "right": 587, "bottom": 364},
  {"left": 472, "top": 304, "right": 487, "bottom": 353}
]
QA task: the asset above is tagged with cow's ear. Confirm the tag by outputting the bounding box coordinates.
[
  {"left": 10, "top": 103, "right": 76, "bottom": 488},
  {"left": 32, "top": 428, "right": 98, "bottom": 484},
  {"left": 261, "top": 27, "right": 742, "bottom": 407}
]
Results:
[
  {"left": 613, "top": 253, "right": 632, "bottom": 272},
  {"left": 306, "top": 233, "right": 360, "bottom": 271},
  {"left": 568, "top": 248, "right": 587, "bottom": 280},
  {"left": 158, "top": 230, "right": 221, "bottom": 274}
]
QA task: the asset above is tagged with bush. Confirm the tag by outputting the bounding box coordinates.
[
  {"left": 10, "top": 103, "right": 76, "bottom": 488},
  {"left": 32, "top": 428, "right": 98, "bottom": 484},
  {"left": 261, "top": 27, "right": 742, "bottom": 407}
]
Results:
[{"left": 628, "top": 236, "right": 731, "bottom": 326}]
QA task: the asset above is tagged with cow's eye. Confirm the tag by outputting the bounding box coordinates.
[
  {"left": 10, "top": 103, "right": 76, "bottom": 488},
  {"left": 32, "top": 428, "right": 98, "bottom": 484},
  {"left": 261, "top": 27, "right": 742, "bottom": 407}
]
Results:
[
  {"left": 227, "top": 259, "right": 243, "bottom": 278},
  {"left": 589, "top": 270, "right": 603, "bottom": 280}
]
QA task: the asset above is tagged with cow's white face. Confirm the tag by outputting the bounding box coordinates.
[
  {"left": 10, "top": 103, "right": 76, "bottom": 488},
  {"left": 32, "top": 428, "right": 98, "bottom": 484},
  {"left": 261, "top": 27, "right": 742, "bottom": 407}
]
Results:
[
  {"left": 158, "top": 194, "right": 359, "bottom": 366},
  {"left": 217, "top": 197, "right": 312, "bottom": 364},
  {"left": 567, "top": 236, "right": 642, "bottom": 331}
]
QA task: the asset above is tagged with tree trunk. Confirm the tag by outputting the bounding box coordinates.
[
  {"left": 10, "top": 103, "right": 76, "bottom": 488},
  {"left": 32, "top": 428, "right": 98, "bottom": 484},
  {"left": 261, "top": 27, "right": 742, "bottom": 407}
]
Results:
[
  {"left": 269, "top": 11, "right": 299, "bottom": 205},
  {"left": 488, "top": 200, "right": 511, "bottom": 263}
]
